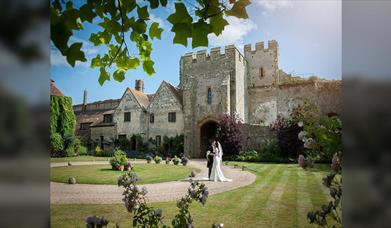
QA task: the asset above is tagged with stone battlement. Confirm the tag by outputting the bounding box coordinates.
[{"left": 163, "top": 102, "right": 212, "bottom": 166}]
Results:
[
  {"left": 244, "top": 40, "right": 279, "bottom": 53},
  {"left": 181, "top": 45, "right": 239, "bottom": 63}
]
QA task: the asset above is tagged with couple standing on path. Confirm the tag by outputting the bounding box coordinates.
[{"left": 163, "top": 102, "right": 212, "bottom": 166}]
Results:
[{"left": 206, "top": 138, "right": 232, "bottom": 182}]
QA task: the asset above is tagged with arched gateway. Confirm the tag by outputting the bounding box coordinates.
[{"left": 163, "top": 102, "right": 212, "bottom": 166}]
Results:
[{"left": 198, "top": 118, "right": 219, "bottom": 158}]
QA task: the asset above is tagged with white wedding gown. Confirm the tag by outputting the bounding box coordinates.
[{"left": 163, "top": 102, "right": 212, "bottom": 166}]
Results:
[{"left": 210, "top": 142, "right": 232, "bottom": 182}]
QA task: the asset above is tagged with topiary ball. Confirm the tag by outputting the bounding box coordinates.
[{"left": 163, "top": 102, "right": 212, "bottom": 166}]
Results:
[{"left": 68, "top": 177, "right": 76, "bottom": 184}]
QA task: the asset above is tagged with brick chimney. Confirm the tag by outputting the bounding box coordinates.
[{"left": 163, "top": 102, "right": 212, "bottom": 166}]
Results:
[
  {"left": 135, "top": 79, "right": 144, "bottom": 93},
  {"left": 83, "top": 88, "right": 87, "bottom": 111}
]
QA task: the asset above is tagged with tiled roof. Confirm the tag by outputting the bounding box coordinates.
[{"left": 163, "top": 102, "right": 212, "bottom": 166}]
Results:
[
  {"left": 50, "top": 80, "right": 64, "bottom": 96},
  {"left": 130, "top": 88, "right": 150, "bottom": 109},
  {"left": 73, "top": 99, "right": 121, "bottom": 108}
]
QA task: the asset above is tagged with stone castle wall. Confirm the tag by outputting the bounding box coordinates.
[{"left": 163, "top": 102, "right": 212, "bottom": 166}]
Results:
[
  {"left": 245, "top": 41, "right": 280, "bottom": 126},
  {"left": 180, "top": 45, "right": 247, "bottom": 157},
  {"left": 277, "top": 79, "right": 342, "bottom": 117},
  {"left": 242, "top": 124, "right": 276, "bottom": 151}
]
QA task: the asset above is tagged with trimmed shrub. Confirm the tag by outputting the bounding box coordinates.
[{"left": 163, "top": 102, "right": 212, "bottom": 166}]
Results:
[
  {"left": 78, "top": 146, "right": 88, "bottom": 156},
  {"left": 50, "top": 132, "right": 64, "bottom": 156},
  {"left": 73, "top": 137, "right": 82, "bottom": 154},
  {"left": 66, "top": 146, "right": 76, "bottom": 157}
]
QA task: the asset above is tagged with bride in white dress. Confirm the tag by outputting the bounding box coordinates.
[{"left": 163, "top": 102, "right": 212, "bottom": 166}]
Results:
[{"left": 210, "top": 140, "right": 232, "bottom": 182}]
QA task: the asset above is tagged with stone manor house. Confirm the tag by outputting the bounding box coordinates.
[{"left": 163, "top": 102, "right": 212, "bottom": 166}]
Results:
[{"left": 74, "top": 40, "right": 341, "bottom": 158}]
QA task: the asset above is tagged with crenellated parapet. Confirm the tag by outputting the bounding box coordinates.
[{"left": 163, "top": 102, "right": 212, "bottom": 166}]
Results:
[
  {"left": 244, "top": 40, "right": 279, "bottom": 55},
  {"left": 181, "top": 45, "right": 238, "bottom": 65}
]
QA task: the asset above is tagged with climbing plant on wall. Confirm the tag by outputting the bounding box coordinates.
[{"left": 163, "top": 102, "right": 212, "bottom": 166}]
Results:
[{"left": 50, "top": 95, "right": 76, "bottom": 156}]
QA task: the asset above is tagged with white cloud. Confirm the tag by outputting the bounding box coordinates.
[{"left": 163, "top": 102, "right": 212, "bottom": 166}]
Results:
[
  {"left": 51, "top": 36, "right": 98, "bottom": 67},
  {"left": 208, "top": 17, "right": 257, "bottom": 47},
  {"left": 149, "top": 14, "right": 165, "bottom": 29},
  {"left": 50, "top": 47, "right": 67, "bottom": 66},
  {"left": 253, "top": 0, "right": 293, "bottom": 13}
]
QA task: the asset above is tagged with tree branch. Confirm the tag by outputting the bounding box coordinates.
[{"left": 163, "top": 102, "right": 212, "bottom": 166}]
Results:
[{"left": 108, "top": 0, "right": 127, "bottom": 67}]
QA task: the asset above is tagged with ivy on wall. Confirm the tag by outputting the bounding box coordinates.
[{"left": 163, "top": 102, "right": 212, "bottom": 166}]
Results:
[{"left": 50, "top": 96, "right": 76, "bottom": 137}]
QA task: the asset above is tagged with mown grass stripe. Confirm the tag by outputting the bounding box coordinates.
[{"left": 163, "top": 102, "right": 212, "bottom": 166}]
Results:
[
  {"left": 264, "top": 168, "right": 291, "bottom": 227},
  {"left": 236, "top": 165, "right": 279, "bottom": 209},
  {"left": 274, "top": 165, "right": 299, "bottom": 227},
  {"left": 234, "top": 165, "right": 284, "bottom": 227},
  {"left": 297, "top": 170, "right": 313, "bottom": 228}
]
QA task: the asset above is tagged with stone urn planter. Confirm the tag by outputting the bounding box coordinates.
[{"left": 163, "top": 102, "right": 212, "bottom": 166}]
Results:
[{"left": 173, "top": 160, "right": 180, "bottom": 165}]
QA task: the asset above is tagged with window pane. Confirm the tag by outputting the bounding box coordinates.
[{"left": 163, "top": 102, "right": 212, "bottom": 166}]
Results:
[
  {"left": 207, "top": 88, "right": 212, "bottom": 104},
  {"left": 150, "top": 113, "right": 154, "bottom": 123},
  {"left": 124, "top": 112, "right": 131, "bottom": 122}
]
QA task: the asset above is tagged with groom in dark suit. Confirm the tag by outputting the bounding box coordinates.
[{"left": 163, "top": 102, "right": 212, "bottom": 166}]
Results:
[{"left": 206, "top": 138, "right": 215, "bottom": 179}]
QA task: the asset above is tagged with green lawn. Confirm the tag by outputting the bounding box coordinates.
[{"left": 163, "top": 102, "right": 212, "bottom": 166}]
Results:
[
  {"left": 51, "top": 164, "right": 200, "bottom": 185},
  {"left": 51, "top": 163, "right": 336, "bottom": 227},
  {"left": 50, "top": 156, "right": 110, "bottom": 162}
]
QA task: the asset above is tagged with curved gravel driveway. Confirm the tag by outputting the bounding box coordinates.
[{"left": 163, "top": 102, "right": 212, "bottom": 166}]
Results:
[{"left": 51, "top": 159, "right": 256, "bottom": 204}]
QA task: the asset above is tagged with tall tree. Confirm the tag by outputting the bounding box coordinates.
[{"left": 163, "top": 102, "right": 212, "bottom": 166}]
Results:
[{"left": 50, "top": 0, "right": 251, "bottom": 85}]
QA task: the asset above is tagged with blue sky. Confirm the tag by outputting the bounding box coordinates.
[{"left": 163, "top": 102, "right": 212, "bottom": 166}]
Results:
[{"left": 51, "top": 0, "right": 341, "bottom": 105}]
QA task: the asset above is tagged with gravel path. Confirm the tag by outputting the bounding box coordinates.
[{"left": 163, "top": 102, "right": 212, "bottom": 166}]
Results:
[{"left": 51, "top": 159, "right": 256, "bottom": 204}]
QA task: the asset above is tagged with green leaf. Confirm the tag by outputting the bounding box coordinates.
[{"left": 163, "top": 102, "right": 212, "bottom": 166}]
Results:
[
  {"left": 79, "top": 4, "right": 96, "bottom": 23},
  {"left": 50, "top": 6, "right": 60, "bottom": 25},
  {"left": 66, "top": 42, "right": 87, "bottom": 67},
  {"left": 51, "top": 21, "right": 72, "bottom": 55},
  {"left": 143, "top": 59, "right": 155, "bottom": 76},
  {"left": 160, "top": 0, "right": 167, "bottom": 7},
  {"left": 149, "top": 22, "right": 163, "bottom": 40},
  {"left": 171, "top": 23, "right": 191, "bottom": 46},
  {"left": 167, "top": 3, "right": 192, "bottom": 25},
  {"left": 121, "top": 0, "right": 136, "bottom": 13},
  {"left": 65, "top": 1, "right": 73, "bottom": 10},
  {"left": 113, "top": 70, "right": 126, "bottom": 82},
  {"left": 98, "top": 67, "right": 110, "bottom": 86},
  {"left": 225, "top": 0, "right": 251, "bottom": 19},
  {"left": 192, "top": 20, "right": 211, "bottom": 48},
  {"left": 91, "top": 55, "right": 102, "bottom": 68},
  {"left": 99, "top": 17, "right": 122, "bottom": 34},
  {"left": 89, "top": 31, "right": 112, "bottom": 45},
  {"left": 137, "top": 6, "right": 149, "bottom": 20},
  {"left": 210, "top": 13, "right": 228, "bottom": 36},
  {"left": 117, "top": 57, "right": 140, "bottom": 70},
  {"left": 132, "top": 19, "right": 147, "bottom": 34},
  {"left": 149, "top": 0, "right": 159, "bottom": 9},
  {"left": 63, "top": 9, "right": 81, "bottom": 30}
]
